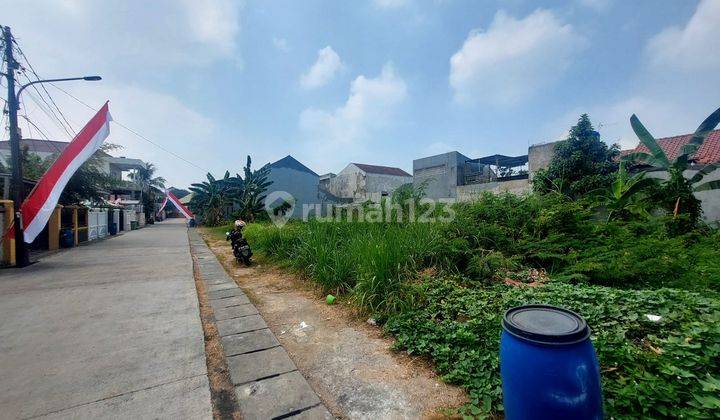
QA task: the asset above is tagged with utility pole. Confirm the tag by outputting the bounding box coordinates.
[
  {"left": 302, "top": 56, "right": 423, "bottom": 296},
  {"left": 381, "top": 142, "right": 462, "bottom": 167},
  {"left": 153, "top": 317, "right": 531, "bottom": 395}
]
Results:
[{"left": 3, "top": 26, "right": 30, "bottom": 267}]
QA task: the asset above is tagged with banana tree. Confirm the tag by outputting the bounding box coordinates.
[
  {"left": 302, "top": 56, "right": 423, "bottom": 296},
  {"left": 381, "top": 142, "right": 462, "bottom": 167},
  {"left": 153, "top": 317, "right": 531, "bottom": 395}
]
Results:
[
  {"left": 622, "top": 107, "right": 720, "bottom": 223},
  {"left": 235, "top": 156, "right": 272, "bottom": 222},
  {"left": 598, "top": 162, "right": 659, "bottom": 221},
  {"left": 189, "top": 171, "right": 242, "bottom": 226}
]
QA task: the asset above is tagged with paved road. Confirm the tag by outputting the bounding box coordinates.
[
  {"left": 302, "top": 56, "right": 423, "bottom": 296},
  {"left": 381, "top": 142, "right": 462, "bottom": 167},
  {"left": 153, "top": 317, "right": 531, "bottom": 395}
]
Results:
[{"left": 0, "top": 219, "right": 211, "bottom": 419}]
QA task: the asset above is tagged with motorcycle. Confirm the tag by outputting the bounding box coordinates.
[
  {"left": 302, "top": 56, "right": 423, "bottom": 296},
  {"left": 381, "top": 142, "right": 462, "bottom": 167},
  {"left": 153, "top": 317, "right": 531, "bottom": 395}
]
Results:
[{"left": 226, "top": 229, "right": 252, "bottom": 266}]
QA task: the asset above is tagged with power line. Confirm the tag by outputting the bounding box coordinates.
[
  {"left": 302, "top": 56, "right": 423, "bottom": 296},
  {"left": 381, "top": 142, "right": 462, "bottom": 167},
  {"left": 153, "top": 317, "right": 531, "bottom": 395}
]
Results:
[
  {"left": 18, "top": 71, "right": 75, "bottom": 139},
  {"left": 13, "top": 44, "right": 77, "bottom": 137},
  {"left": 49, "top": 83, "right": 210, "bottom": 174},
  {"left": 23, "top": 88, "right": 75, "bottom": 141}
]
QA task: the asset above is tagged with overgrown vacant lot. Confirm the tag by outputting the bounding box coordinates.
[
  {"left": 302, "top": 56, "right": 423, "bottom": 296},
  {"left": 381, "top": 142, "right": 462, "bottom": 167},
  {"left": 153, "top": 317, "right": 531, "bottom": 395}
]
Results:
[{"left": 242, "top": 193, "right": 720, "bottom": 418}]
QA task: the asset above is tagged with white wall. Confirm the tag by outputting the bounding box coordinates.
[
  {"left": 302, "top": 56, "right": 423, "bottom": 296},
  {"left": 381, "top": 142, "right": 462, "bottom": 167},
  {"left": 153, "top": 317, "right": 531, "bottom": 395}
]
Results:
[
  {"left": 322, "top": 164, "right": 412, "bottom": 202},
  {"left": 646, "top": 168, "right": 720, "bottom": 223}
]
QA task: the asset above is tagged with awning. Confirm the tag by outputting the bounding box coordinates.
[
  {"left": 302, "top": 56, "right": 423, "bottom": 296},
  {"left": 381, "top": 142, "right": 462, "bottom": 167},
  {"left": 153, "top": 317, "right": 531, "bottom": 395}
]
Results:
[{"left": 468, "top": 154, "right": 528, "bottom": 167}]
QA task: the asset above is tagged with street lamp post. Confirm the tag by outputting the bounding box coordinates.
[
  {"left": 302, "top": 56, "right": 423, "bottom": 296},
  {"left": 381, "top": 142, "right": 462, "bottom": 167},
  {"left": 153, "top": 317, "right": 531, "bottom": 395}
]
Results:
[{"left": 2, "top": 25, "right": 101, "bottom": 267}]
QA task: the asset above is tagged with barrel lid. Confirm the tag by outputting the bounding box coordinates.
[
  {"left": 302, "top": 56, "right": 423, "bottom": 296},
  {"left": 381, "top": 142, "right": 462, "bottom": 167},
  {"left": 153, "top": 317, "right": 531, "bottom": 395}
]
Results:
[{"left": 502, "top": 304, "right": 590, "bottom": 346}]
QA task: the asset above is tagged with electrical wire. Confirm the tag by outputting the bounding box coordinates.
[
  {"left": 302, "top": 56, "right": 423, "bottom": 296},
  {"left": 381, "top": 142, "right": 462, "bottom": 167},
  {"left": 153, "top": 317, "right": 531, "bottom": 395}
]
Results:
[
  {"left": 13, "top": 44, "right": 77, "bottom": 137},
  {"left": 18, "top": 71, "right": 75, "bottom": 139},
  {"left": 6, "top": 32, "right": 208, "bottom": 176},
  {"left": 49, "top": 83, "right": 210, "bottom": 174}
]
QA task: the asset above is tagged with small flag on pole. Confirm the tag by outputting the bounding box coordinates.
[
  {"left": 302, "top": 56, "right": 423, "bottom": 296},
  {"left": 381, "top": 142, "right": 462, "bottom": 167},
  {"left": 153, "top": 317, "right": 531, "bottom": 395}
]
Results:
[{"left": 21, "top": 102, "right": 112, "bottom": 243}]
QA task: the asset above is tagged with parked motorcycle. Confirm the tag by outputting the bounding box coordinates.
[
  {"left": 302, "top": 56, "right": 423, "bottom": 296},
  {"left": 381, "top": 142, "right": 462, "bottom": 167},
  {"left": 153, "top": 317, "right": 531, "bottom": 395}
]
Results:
[{"left": 226, "top": 229, "right": 252, "bottom": 266}]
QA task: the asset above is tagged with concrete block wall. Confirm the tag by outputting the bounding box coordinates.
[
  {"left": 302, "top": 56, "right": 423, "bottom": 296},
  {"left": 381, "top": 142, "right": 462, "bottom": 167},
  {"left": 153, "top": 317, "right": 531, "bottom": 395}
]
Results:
[
  {"left": 528, "top": 141, "right": 558, "bottom": 179},
  {"left": 413, "top": 151, "right": 470, "bottom": 199},
  {"left": 456, "top": 178, "right": 531, "bottom": 201}
]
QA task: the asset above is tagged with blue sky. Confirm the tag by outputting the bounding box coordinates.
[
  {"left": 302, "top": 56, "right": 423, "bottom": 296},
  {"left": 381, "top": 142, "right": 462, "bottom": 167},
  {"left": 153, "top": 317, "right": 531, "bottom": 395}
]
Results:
[{"left": 3, "top": 0, "right": 718, "bottom": 189}]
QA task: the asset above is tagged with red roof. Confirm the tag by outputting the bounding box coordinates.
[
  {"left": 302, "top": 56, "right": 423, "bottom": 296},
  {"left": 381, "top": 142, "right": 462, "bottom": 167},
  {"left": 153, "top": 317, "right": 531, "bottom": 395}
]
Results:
[
  {"left": 623, "top": 129, "right": 720, "bottom": 164},
  {"left": 352, "top": 163, "right": 412, "bottom": 177}
]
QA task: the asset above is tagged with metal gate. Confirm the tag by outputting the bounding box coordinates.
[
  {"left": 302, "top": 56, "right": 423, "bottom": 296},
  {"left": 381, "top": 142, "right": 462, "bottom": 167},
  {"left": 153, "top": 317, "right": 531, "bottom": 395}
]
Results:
[{"left": 88, "top": 209, "right": 109, "bottom": 241}]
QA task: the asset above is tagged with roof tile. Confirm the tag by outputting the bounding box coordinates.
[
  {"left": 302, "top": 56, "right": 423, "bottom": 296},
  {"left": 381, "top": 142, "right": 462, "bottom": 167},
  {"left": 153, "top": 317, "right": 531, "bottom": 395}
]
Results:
[{"left": 624, "top": 129, "right": 720, "bottom": 164}]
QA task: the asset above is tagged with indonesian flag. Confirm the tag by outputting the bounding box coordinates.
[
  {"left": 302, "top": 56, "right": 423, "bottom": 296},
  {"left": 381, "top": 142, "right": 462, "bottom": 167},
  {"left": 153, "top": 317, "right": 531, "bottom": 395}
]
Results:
[
  {"left": 156, "top": 194, "right": 169, "bottom": 218},
  {"left": 21, "top": 103, "right": 112, "bottom": 243},
  {"left": 162, "top": 190, "right": 193, "bottom": 219}
]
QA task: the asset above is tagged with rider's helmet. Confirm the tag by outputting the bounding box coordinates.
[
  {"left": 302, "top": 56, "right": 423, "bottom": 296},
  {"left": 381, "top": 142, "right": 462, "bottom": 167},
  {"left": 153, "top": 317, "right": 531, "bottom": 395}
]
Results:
[{"left": 234, "top": 219, "right": 246, "bottom": 228}]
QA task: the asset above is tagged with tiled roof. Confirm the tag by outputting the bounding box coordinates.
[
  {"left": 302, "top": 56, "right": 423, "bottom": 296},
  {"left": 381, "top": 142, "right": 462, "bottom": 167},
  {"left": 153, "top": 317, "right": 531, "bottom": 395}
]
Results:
[
  {"left": 623, "top": 129, "right": 720, "bottom": 164},
  {"left": 352, "top": 163, "right": 412, "bottom": 177},
  {"left": 0, "top": 138, "right": 68, "bottom": 154}
]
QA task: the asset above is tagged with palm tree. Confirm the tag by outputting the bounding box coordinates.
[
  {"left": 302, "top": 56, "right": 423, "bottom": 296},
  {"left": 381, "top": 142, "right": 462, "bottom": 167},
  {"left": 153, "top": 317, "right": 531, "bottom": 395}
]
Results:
[
  {"left": 128, "top": 163, "right": 166, "bottom": 220},
  {"left": 622, "top": 107, "right": 720, "bottom": 226}
]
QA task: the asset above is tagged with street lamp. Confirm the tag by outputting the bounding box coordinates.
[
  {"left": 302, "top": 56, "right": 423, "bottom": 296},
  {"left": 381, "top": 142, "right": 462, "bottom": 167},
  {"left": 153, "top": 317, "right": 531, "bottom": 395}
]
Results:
[
  {"left": 16, "top": 76, "right": 102, "bottom": 99},
  {"left": 7, "top": 75, "right": 102, "bottom": 268}
]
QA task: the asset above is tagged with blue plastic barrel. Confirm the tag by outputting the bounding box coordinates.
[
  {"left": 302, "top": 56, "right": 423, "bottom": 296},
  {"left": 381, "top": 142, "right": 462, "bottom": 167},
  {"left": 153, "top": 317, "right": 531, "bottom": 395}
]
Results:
[
  {"left": 59, "top": 228, "right": 74, "bottom": 248},
  {"left": 500, "top": 304, "right": 603, "bottom": 420}
]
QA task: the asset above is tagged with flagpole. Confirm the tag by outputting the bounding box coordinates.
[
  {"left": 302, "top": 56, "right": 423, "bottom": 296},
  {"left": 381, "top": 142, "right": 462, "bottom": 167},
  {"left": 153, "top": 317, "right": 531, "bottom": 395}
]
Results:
[{"left": 2, "top": 25, "right": 101, "bottom": 267}]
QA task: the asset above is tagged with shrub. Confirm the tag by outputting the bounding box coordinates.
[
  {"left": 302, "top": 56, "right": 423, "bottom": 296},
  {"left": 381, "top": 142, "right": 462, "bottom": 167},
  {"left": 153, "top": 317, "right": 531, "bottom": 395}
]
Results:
[{"left": 386, "top": 279, "right": 720, "bottom": 418}]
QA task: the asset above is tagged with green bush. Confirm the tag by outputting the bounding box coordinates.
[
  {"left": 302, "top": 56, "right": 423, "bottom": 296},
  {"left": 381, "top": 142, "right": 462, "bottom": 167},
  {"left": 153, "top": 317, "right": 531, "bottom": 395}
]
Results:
[
  {"left": 386, "top": 279, "right": 720, "bottom": 418},
  {"left": 241, "top": 191, "right": 720, "bottom": 418}
]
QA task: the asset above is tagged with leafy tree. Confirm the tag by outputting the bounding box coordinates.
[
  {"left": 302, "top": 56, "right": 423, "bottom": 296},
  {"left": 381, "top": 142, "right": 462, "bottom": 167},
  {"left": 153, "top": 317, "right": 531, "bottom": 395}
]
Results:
[
  {"left": 622, "top": 106, "right": 720, "bottom": 230},
  {"left": 533, "top": 114, "right": 620, "bottom": 198},
  {"left": 2, "top": 144, "right": 120, "bottom": 205}
]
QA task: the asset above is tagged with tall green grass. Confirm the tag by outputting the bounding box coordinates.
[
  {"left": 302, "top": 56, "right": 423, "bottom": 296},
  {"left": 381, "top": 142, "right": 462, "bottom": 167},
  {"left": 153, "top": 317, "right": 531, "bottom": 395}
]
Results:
[{"left": 244, "top": 220, "right": 444, "bottom": 313}]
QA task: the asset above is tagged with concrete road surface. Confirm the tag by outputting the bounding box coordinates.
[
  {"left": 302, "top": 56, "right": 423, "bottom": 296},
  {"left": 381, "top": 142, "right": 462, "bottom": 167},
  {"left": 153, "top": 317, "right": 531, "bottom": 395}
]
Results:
[{"left": 0, "top": 219, "right": 212, "bottom": 419}]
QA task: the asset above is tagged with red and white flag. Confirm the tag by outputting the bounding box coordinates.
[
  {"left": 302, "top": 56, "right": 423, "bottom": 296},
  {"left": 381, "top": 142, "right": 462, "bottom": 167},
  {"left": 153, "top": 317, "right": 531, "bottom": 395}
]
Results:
[
  {"left": 165, "top": 190, "right": 193, "bottom": 219},
  {"left": 21, "top": 102, "right": 112, "bottom": 243},
  {"left": 156, "top": 194, "right": 169, "bottom": 218}
]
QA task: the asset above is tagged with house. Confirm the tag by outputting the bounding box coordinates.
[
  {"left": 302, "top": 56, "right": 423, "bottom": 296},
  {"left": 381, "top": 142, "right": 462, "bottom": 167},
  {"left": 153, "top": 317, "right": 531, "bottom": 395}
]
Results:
[
  {"left": 0, "top": 138, "right": 146, "bottom": 200},
  {"left": 320, "top": 163, "right": 412, "bottom": 203},
  {"left": 413, "top": 151, "right": 530, "bottom": 200},
  {"left": 622, "top": 129, "right": 720, "bottom": 222},
  {"left": 264, "top": 155, "right": 320, "bottom": 219}
]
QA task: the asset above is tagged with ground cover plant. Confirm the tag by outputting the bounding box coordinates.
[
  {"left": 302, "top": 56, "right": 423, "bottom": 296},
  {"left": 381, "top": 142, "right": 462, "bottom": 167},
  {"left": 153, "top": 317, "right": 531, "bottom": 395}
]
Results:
[{"left": 242, "top": 191, "right": 720, "bottom": 418}]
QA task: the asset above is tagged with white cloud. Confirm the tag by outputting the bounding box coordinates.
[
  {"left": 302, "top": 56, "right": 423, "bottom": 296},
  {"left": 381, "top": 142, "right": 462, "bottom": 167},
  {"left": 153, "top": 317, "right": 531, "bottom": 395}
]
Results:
[
  {"left": 183, "top": 0, "right": 241, "bottom": 54},
  {"left": 646, "top": 0, "right": 720, "bottom": 71},
  {"left": 299, "top": 63, "right": 407, "bottom": 146},
  {"left": 0, "top": 0, "right": 242, "bottom": 188},
  {"left": 17, "top": 83, "right": 216, "bottom": 187},
  {"left": 449, "top": 9, "right": 587, "bottom": 105},
  {"left": 373, "top": 0, "right": 409, "bottom": 9},
  {"left": 273, "top": 37, "right": 289, "bottom": 52},
  {"left": 1, "top": 0, "right": 242, "bottom": 74},
  {"left": 300, "top": 46, "right": 344, "bottom": 89},
  {"left": 542, "top": 0, "right": 720, "bottom": 151}
]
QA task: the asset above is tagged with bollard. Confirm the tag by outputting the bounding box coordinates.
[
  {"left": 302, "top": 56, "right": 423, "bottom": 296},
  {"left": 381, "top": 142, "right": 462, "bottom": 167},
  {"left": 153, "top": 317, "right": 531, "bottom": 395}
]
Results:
[{"left": 500, "top": 304, "right": 603, "bottom": 420}]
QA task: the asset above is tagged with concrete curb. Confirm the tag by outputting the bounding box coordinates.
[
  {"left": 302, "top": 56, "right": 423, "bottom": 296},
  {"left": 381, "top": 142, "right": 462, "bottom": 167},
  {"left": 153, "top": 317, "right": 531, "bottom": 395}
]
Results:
[{"left": 188, "top": 229, "right": 333, "bottom": 420}]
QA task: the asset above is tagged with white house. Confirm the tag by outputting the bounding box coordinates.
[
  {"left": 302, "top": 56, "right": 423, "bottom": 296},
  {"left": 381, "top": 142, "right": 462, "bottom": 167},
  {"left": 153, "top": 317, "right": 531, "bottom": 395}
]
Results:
[{"left": 319, "top": 163, "right": 412, "bottom": 203}]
